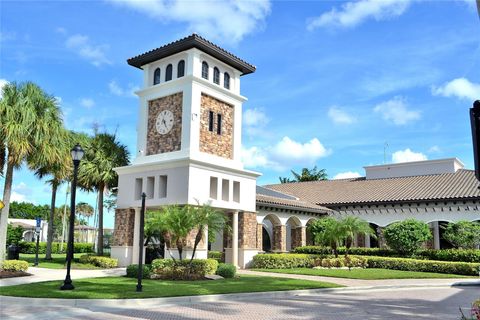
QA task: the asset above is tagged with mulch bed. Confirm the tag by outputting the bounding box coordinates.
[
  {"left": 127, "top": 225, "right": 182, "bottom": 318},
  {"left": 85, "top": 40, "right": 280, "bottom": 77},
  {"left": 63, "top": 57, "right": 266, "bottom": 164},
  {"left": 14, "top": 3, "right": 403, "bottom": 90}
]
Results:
[{"left": 0, "top": 270, "right": 32, "bottom": 279}]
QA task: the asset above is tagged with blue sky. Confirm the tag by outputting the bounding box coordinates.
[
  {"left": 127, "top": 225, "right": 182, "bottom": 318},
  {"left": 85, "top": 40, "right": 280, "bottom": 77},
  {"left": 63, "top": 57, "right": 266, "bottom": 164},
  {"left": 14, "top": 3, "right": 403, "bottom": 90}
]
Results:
[{"left": 1, "top": 0, "right": 479, "bottom": 228}]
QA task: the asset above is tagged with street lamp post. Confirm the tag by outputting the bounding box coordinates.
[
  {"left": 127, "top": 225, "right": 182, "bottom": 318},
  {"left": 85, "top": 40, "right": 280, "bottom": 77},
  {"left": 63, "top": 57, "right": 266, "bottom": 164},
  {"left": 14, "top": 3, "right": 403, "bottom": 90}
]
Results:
[{"left": 60, "top": 144, "right": 84, "bottom": 291}]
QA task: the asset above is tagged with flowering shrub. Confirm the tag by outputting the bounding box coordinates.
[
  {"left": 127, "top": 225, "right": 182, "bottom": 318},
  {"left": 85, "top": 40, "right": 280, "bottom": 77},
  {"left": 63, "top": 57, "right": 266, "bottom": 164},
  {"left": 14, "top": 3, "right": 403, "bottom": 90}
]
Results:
[{"left": 1, "top": 260, "right": 29, "bottom": 272}]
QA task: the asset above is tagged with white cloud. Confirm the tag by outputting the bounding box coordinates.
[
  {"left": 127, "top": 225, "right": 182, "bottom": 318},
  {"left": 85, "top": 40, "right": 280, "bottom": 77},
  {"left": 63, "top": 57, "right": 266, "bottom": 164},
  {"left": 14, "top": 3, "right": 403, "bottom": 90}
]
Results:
[
  {"left": 0, "top": 79, "right": 8, "bottom": 98},
  {"left": 108, "top": 80, "right": 138, "bottom": 98},
  {"left": 270, "top": 137, "right": 331, "bottom": 164},
  {"left": 242, "top": 137, "right": 331, "bottom": 171},
  {"left": 307, "top": 0, "right": 411, "bottom": 30},
  {"left": 392, "top": 148, "right": 427, "bottom": 163},
  {"left": 241, "top": 146, "right": 272, "bottom": 169},
  {"left": 80, "top": 98, "right": 95, "bottom": 108},
  {"left": 432, "top": 78, "right": 480, "bottom": 101},
  {"left": 328, "top": 106, "right": 356, "bottom": 125},
  {"left": 373, "top": 96, "right": 420, "bottom": 125},
  {"left": 333, "top": 171, "right": 362, "bottom": 179},
  {"left": 65, "top": 34, "right": 111, "bottom": 67},
  {"left": 107, "top": 0, "right": 271, "bottom": 44},
  {"left": 243, "top": 108, "right": 269, "bottom": 136},
  {"left": 10, "top": 192, "right": 28, "bottom": 203},
  {"left": 428, "top": 145, "right": 440, "bottom": 153}
]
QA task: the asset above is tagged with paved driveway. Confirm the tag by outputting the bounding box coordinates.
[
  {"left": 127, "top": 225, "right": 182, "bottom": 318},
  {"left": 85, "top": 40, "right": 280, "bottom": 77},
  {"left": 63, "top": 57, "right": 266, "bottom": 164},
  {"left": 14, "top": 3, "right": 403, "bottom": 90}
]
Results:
[{"left": 1, "top": 286, "right": 478, "bottom": 320}]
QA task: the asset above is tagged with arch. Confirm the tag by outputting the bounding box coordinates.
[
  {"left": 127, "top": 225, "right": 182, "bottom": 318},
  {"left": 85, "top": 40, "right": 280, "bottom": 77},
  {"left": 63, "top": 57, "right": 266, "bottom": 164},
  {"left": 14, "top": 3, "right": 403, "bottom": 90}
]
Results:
[
  {"left": 224, "top": 72, "right": 230, "bottom": 89},
  {"left": 165, "top": 64, "right": 173, "bottom": 82},
  {"left": 153, "top": 68, "right": 161, "bottom": 85},
  {"left": 202, "top": 61, "right": 209, "bottom": 79},
  {"left": 177, "top": 60, "right": 185, "bottom": 78},
  {"left": 286, "top": 216, "right": 303, "bottom": 251},
  {"left": 23, "top": 230, "right": 34, "bottom": 242},
  {"left": 262, "top": 213, "right": 281, "bottom": 226},
  {"left": 213, "top": 67, "right": 220, "bottom": 84},
  {"left": 262, "top": 226, "right": 272, "bottom": 252}
]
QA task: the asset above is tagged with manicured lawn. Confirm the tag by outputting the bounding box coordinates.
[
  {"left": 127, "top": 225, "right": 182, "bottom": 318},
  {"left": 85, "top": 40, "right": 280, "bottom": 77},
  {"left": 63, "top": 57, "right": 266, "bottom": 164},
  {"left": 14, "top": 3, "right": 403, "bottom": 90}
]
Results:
[
  {"left": 251, "top": 268, "right": 473, "bottom": 280},
  {"left": 19, "top": 253, "right": 98, "bottom": 269},
  {"left": 0, "top": 276, "right": 341, "bottom": 299}
]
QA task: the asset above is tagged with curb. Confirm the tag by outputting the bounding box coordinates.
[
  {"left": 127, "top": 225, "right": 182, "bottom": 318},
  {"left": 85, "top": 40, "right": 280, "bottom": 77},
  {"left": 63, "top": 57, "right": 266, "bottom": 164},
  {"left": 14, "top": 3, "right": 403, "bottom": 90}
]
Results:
[{"left": 1, "top": 282, "right": 478, "bottom": 309}]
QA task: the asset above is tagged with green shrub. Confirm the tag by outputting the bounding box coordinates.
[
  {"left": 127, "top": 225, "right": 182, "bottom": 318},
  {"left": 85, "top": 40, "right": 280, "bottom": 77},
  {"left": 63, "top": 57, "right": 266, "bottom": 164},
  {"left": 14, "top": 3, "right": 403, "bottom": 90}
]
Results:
[
  {"left": 1, "top": 260, "right": 29, "bottom": 272},
  {"left": 79, "top": 255, "right": 118, "bottom": 268},
  {"left": 366, "top": 256, "right": 480, "bottom": 276},
  {"left": 313, "top": 256, "right": 367, "bottom": 268},
  {"left": 151, "top": 258, "right": 219, "bottom": 280},
  {"left": 207, "top": 251, "right": 223, "bottom": 263},
  {"left": 383, "top": 219, "right": 432, "bottom": 256},
  {"left": 252, "top": 254, "right": 315, "bottom": 269},
  {"left": 7, "top": 224, "right": 24, "bottom": 245},
  {"left": 443, "top": 221, "right": 480, "bottom": 249},
  {"left": 294, "top": 246, "right": 480, "bottom": 263},
  {"left": 18, "top": 241, "right": 94, "bottom": 254},
  {"left": 126, "top": 264, "right": 152, "bottom": 279},
  {"left": 216, "top": 263, "right": 236, "bottom": 278}
]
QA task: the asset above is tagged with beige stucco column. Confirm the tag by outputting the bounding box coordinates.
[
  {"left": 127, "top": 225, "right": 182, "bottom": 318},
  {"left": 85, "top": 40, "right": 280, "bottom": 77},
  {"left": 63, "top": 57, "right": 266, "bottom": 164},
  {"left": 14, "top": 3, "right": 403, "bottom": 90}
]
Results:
[
  {"left": 365, "top": 234, "right": 371, "bottom": 248},
  {"left": 232, "top": 211, "right": 239, "bottom": 267}
]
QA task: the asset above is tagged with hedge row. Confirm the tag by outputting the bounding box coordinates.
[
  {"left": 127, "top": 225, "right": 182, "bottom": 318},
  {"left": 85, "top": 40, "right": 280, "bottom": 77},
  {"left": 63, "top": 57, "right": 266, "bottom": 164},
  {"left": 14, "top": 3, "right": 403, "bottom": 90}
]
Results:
[
  {"left": 365, "top": 256, "right": 480, "bottom": 276},
  {"left": 1, "top": 260, "right": 29, "bottom": 272},
  {"left": 126, "top": 264, "right": 152, "bottom": 279},
  {"left": 293, "top": 246, "right": 480, "bottom": 263},
  {"left": 252, "top": 254, "right": 316, "bottom": 269},
  {"left": 216, "top": 263, "right": 236, "bottom": 278},
  {"left": 17, "top": 242, "right": 94, "bottom": 254},
  {"left": 151, "top": 258, "right": 219, "bottom": 280},
  {"left": 207, "top": 251, "right": 224, "bottom": 263},
  {"left": 79, "top": 255, "right": 118, "bottom": 268}
]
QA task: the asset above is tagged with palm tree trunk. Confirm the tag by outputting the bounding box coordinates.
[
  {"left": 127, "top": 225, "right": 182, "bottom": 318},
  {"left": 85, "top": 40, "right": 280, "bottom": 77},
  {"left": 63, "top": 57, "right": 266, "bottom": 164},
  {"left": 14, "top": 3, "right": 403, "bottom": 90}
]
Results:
[
  {"left": 45, "top": 182, "right": 58, "bottom": 260},
  {"left": 0, "top": 161, "right": 14, "bottom": 263},
  {"left": 97, "top": 186, "right": 104, "bottom": 256}
]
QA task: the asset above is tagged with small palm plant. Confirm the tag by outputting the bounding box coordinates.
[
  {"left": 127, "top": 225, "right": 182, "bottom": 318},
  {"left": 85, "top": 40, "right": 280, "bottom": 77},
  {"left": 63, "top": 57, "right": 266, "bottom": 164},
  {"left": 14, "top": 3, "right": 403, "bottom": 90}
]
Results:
[{"left": 340, "top": 216, "right": 376, "bottom": 257}]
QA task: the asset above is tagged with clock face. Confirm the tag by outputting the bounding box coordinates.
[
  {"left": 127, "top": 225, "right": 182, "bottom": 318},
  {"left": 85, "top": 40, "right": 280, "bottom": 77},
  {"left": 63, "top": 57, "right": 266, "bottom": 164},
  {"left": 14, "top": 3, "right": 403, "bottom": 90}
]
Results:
[{"left": 155, "top": 110, "right": 174, "bottom": 135}]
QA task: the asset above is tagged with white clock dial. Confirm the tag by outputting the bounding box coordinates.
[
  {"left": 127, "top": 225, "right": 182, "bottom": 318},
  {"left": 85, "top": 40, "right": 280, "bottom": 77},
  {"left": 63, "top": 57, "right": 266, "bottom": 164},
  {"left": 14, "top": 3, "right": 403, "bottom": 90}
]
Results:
[{"left": 155, "top": 110, "right": 174, "bottom": 135}]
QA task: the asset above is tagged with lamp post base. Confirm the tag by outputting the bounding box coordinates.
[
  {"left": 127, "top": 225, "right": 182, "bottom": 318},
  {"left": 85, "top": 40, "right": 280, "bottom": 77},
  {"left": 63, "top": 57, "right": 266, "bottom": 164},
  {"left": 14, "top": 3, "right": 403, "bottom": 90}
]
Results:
[
  {"left": 136, "top": 284, "right": 142, "bottom": 292},
  {"left": 60, "top": 278, "right": 75, "bottom": 290}
]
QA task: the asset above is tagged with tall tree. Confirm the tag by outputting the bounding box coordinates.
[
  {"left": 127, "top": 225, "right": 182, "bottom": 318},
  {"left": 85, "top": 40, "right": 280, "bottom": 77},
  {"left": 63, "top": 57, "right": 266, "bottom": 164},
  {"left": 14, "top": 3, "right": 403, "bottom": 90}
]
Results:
[
  {"left": 32, "top": 129, "right": 72, "bottom": 260},
  {"left": 0, "top": 82, "right": 64, "bottom": 262},
  {"left": 279, "top": 166, "right": 327, "bottom": 183},
  {"left": 75, "top": 202, "right": 94, "bottom": 225},
  {"left": 78, "top": 132, "right": 129, "bottom": 255}
]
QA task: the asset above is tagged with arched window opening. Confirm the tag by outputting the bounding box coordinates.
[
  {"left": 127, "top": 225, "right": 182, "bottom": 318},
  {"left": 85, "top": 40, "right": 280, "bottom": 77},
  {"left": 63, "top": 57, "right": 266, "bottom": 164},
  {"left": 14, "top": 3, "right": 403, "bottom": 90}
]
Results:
[
  {"left": 224, "top": 72, "right": 230, "bottom": 89},
  {"left": 213, "top": 67, "right": 220, "bottom": 84},
  {"left": 202, "top": 61, "right": 209, "bottom": 79},
  {"left": 153, "top": 68, "right": 161, "bottom": 85},
  {"left": 177, "top": 60, "right": 185, "bottom": 78},
  {"left": 165, "top": 64, "right": 173, "bottom": 82}
]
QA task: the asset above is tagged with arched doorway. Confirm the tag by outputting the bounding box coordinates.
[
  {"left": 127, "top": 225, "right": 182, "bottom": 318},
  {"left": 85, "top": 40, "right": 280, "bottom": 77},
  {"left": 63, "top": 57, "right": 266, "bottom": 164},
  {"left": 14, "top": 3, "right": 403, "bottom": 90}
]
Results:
[
  {"left": 286, "top": 216, "right": 302, "bottom": 251},
  {"left": 305, "top": 218, "right": 316, "bottom": 246},
  {"left": 261, "top": 214, "right": 282, "bottom": 252}
]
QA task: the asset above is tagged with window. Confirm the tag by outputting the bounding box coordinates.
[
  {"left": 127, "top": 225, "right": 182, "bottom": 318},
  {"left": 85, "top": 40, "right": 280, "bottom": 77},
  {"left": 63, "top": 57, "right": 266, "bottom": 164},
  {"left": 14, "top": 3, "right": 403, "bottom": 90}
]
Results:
[
  {"left": 222, "top": 179, "right": 229, "bottom": 201},
  {"left": 165, "top": 64, "right": 173, "bottom": 82},
  {"left": 208, "top": 111, "right": 214, "bottom": 132},
  {"left": 213, "top": 67, "right": 220, "bottom": 84},
  {"left": 224, "top": 72, "right": 230, "bottom": 89},
  {"left": 177, "top": 60, "right": 185, "bottom": 78},
  {"left": 209, "top": 177, "right": 218, "bottom": 199},
  {"left": 134, "top": 178, "right": 143, "bottom": 200},
  {"left": 146, "top": 177, "right": 155, "bottom": 199},
  {"left": 159, "top": 175, "right": 167, "bottom": 198},
  {"left": 202, "top": 61, "right": 209, "bottom": 79},
  {"left": 217, "top": 114, "right": 222, "bottom": 135},
  {"left": 233, "top": 181, "right": 240, "bottom": 203},
  {"left": 153, "top": 68, "right": 161, "bottom": 85}
]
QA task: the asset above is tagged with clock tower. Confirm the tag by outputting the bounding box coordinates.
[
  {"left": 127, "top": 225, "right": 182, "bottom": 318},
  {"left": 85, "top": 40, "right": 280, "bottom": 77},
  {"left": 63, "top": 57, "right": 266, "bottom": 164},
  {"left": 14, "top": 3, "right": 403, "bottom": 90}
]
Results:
[{"left": 112, "top": 34, "right": 261, "bottom": 268}]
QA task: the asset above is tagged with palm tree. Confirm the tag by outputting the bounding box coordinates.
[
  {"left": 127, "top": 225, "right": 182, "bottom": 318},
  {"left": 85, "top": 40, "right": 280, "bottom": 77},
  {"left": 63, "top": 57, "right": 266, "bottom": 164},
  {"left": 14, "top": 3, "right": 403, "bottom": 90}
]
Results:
[
  {"left": 280, "top": 166, "right": 328, "bottom": 183},
  {"left": 340, "top": 216, "right": 376, "bottom": 257},
  {"left": 310, "top": 217, "right": 344, "bottom": 257},
  {"left": 76, "top": 202, "right": 94, "bottom": 225},
  {"left": 78, "top": 132, "right": 129, "bottom": 255},
  {"left": 0, "top": 82, "right": 64, "bottom": 262}
]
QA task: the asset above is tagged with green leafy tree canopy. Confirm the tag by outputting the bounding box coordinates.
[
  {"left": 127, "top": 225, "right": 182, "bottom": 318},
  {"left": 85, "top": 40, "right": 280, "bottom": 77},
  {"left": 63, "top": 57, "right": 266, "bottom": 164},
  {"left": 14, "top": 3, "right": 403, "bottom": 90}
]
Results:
[
  {"left": 443, "top": 221, "right": 480, "bottom": 249},
  {"left": 279, "top": 166, "right": 327, "bottom": 183},
  {"left": 383, "top": 219, "right": 432, "bottom": 256}
]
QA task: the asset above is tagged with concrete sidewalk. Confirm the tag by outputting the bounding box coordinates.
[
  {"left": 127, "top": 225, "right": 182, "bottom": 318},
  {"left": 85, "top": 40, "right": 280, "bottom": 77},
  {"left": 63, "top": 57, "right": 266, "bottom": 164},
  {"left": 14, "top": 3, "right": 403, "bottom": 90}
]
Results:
[
  {"left": 0, "top": 267, "right": 126, "bottom": 287},
  {"left": 238, "top": 269, "right": 480, "bottom": 287}
]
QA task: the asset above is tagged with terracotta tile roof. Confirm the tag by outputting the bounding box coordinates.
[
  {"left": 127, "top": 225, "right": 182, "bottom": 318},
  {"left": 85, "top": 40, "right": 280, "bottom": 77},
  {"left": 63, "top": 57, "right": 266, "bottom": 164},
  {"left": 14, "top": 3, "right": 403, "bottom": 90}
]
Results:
[
  {"left": 256, "top": 193, "right": 332, "bottom": 214},
  {"left": 265, "top": 169, "right": 480, "bottom": 206},
  {"left": 127, "top": 33, "right": 256, "bottom": 75}
]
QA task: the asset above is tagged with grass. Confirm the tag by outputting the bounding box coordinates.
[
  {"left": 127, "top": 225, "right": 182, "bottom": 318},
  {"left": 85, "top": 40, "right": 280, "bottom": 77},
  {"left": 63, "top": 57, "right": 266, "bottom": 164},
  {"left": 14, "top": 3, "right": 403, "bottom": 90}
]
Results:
[
  {"left": 19, "top": 253, "right": 98, "bottom": 269},
  {"left": 251, "top": 268, "right": 473, "bottom": 280},
  {"left": 0, "top": 276, "right": 341, "bottom": 299}
]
